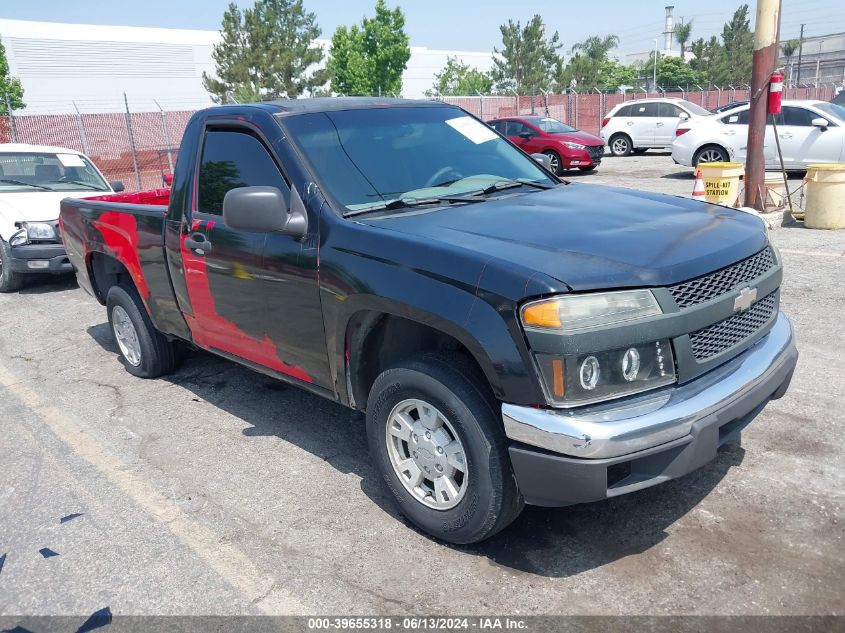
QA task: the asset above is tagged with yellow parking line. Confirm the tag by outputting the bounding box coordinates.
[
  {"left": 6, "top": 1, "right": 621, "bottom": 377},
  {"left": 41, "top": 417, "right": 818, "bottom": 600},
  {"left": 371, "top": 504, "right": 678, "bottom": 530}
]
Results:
[
  {"left": 779, "top": 248, "right": 845, "bottom": 258},
  {"left": 0, "top": 363, "right": 307, "bottom": 615}
]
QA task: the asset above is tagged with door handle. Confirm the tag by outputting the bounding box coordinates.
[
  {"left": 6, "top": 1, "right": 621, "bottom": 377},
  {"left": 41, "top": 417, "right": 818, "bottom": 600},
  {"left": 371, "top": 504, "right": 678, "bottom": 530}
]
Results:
[
  {"left": 626, "top": 121, "right": 634, "bottom": 126},
  {"left": 656, "top": 122, "right": 664, "bottom": 127},
  {"left": 780, "top": 133, "right": 793, "bottom": 139},
  {"left": 184, "top": 233, "right": 212, "bottom": 255},
  {"left": 723, "top": 130, "right": 736, "bottom": 135}
]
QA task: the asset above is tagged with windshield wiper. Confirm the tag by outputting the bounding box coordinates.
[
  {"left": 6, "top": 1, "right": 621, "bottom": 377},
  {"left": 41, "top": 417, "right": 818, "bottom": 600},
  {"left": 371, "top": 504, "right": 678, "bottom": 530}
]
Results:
[
  {"left": 0, "top": 178, "right": 53, "bottom": 191},
  {"left": 47, "top": 179, "right": 103, "bottom": 191},
  {"left": 479, "top": 179, "right": 556, "bottom": 195},
  {"left": 343, "top": 194, "right": 482, "bottom": 218}
]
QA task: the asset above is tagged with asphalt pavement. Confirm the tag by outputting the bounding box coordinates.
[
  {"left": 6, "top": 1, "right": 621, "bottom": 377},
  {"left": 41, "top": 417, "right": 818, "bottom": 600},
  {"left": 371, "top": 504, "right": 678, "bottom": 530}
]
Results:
[{"left": 0, "top": 152, "right": 843, "bottom": 618}]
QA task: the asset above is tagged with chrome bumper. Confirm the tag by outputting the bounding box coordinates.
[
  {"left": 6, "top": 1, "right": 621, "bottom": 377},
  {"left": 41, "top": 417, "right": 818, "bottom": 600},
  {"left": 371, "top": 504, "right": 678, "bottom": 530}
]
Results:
[{"left": 503, "top": 312, "right": 797, "bottom": 459}]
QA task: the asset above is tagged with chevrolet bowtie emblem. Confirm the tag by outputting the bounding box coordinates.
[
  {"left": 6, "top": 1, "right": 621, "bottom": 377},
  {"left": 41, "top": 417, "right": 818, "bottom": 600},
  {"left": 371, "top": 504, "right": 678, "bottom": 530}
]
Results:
[{"left": 733, "top": 286, "right": 757, "bottom": 312}]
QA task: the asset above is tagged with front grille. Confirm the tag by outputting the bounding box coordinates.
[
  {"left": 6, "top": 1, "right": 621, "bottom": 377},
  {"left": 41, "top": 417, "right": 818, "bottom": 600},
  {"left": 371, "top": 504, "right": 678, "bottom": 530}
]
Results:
[
  {"left": 587, "top": 145, "right": 604, "bottom": 160},
  {"left": 689, "top": 292, "right": 777, "bottom": 360},
  {"left": 668, "top": 247, "right": 776, "bottom": 308}
]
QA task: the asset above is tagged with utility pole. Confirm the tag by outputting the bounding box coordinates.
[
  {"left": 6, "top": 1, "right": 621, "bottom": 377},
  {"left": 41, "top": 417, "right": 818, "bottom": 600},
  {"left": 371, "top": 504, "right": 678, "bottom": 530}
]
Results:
[
  {"left": 795, "top": 24, "right": 804, "bottom": 86},
  {"left": 745, "top": 0, "right": 782, "bottom": 210},
  {"left": 653, "top": 38, "right": 659, "bottom": 93}
]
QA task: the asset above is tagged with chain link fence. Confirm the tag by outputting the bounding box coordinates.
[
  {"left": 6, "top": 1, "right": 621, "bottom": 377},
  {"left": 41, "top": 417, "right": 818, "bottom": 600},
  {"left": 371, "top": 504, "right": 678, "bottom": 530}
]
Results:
[{"left": 1, "top": 85, "right": 838, "bottom": 192}]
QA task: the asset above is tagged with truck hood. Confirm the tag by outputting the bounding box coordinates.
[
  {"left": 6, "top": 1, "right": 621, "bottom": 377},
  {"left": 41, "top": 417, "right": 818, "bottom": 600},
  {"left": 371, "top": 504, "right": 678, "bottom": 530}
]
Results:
[
  {"left": 0, "top": 190, "right": 106, "bottom": 239},
  {"left": 361, "top": 183, "right": 769, "bottom": 292}
]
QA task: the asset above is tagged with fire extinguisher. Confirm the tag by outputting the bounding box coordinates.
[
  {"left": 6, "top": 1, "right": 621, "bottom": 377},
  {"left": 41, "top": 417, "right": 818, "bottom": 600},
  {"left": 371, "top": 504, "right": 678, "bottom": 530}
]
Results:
[{"left": 768, "top": 70, "right": 784, "bottom": 115}]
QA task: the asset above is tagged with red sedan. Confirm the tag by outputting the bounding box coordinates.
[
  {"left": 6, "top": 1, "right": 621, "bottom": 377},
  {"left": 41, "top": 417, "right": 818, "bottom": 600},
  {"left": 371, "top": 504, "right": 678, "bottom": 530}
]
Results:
[{"left": 487, "top": 116, "right": 605, "bottom": 174}]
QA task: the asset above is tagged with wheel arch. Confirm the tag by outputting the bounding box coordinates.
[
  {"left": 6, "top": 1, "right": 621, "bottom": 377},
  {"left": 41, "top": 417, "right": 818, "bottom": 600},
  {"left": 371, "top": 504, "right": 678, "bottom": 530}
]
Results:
[
  {"left": 344, "top": 308, "right": 500, "bottom": 412},
  {"left": 88, "top": 251, "right": 137, "bottom": 306},
  {"left": 693, "top": 143, "right": 730, "bottom": 165}
]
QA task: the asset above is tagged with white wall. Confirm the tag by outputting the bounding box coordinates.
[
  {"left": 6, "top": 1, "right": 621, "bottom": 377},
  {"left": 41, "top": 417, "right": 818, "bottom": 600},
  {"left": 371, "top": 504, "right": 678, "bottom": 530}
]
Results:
[{"left": 0, "top": 18, "right": 495, "bottom": 113}]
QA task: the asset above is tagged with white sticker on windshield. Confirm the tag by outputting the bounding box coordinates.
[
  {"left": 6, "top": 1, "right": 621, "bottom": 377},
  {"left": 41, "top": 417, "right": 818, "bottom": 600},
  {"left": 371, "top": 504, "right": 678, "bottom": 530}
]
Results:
[
  {"left": 57, "top": 153, "right": 86, "bottom": 167},
  {"left": 446, "top": 116, "right": 498, "bottom": 144}
]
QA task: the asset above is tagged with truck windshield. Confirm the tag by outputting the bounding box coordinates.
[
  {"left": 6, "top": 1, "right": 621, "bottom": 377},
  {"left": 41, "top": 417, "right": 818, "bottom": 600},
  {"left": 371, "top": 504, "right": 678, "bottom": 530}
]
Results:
[
  {"left": 0, "top": 152, "right": 110, "bottom": 192},
  {"left": 281, "top": 106, "right": 557, "bottom": 213}
]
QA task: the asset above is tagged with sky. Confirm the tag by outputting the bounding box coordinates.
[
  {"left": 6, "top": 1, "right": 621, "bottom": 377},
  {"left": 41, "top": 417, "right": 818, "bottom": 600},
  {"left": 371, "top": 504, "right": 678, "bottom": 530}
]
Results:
[{"left": 1, "top": 0, "right": 842, "bottom": 56}]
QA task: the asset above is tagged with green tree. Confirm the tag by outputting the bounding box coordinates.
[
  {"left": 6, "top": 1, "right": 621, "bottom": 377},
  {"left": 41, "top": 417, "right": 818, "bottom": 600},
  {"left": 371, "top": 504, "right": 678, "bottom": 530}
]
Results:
[
  {"left": 202, "top": 0, "right": 326, "bottom": 103},
  {"left": 714, "top": 4, "right": 754, "bottom": 85},
  {"left": 556, "top": 34, "right": 619, "bottom": 91},
  {"left": 427, "top": 57, "right": 493, "bottom": 96},
  {"left": 491, "top": 15, "right": 561, "bottom": 94},
  {"left": 326, "top": 0, "right": 411, "bottom": 96},
  {"left": 674, "top": 20, "right": 693, "bottom": 60},
  {"left": 781, "top": 38, "right": 800, "bottom": 61},
  {"left": 656, "top": 56, "right": 700, "bottom": 89},
  {"left": 689, "top": 35, "right": 723, "bottom": 85},
  {"left": 597, "top": 59, "right": 639, "bottom": 91},
  {"left": 0, "top": 37, "right": 25, "bottom": 114}
]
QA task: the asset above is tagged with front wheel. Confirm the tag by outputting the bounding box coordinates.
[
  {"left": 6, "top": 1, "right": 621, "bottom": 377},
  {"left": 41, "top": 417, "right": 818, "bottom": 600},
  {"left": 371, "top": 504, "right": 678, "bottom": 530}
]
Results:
[
  {"left": 542, "top": 150, "right": 562, "bottom": 175},
  {"left": 609, "top": 134, "right": 632, "bottom": 157},
  {"left": 0, "top": 238, "right": 24, "bottom": 293},
  {"left": 366, "top": 353, "right": 523, "bottom": 544},
  {"left": 106, "top": 284, "right": 178, "bottom": 378}
]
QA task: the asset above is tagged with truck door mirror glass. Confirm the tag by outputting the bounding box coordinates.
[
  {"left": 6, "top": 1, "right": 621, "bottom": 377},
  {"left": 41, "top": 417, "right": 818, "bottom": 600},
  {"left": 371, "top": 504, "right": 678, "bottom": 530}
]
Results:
[
  {"left": 110, "top": 180, "right": 125, "bottom": 192},
  {"left": 223, "top": 185, "right": 307, "bottom": 238},
  {"left": 531, "top": 153, "right": 552, "bottom": 171}
]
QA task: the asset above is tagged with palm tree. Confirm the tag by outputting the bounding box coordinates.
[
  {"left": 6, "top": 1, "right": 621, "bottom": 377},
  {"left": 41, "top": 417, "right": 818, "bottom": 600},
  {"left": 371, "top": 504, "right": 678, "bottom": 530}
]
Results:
[
  {"left": 675, "top": 20, "right": 693, "bottom": 60},
  {"left": 570, "top": 34, "right": 620, "bottom": 62}
]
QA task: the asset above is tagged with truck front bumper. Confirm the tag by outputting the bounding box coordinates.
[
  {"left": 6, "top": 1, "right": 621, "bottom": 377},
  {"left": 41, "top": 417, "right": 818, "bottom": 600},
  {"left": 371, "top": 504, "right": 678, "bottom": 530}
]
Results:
[
  {"left": 8, "top": 242, "right": 73, "bottom": 274},
  {"left": 503, "top": 312, "right": 797, "bottom": 506}
]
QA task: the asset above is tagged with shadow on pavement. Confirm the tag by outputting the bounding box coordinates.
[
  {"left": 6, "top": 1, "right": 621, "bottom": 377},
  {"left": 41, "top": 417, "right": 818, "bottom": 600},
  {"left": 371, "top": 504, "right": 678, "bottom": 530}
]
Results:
[
  {"left": 17, "top": 274, "right": 78, "bottom": 295},
  {"left": 85, "top": 324, "right": 742, "bottom": 578}
]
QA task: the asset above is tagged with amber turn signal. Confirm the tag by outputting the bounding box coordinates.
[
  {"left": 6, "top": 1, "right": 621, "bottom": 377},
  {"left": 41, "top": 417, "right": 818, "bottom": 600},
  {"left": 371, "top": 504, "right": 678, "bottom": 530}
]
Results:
[{"left": 521, "top": 300, "right": 561, "bottom": 328}]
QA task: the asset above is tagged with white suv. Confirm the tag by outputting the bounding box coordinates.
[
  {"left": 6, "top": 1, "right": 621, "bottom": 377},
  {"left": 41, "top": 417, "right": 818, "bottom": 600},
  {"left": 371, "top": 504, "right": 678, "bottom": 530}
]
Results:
[
  {"left": 600, "top": 98, "right": 713, "bottom": 156},
  {"left": 671, "top": 99, "right": 845, "bottom": 168}
]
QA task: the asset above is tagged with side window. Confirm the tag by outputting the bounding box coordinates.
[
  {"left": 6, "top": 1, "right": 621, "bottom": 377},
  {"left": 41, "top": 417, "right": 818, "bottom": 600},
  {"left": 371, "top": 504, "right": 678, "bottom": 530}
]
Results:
[
  {"left": 658, "top": 103, "right": 682, "bottom": 117},
  {"left": 197, "top": 129, "right": 289, "bottom": 215},
  {"left": 509, "top": 121, "right": 527, "bottom": 136},
  {"left": 489, "top": 121, "right": 505, "bottom": 134},
  {"left": 631, "top": 103, "right": 658, "bottom": 117},
  {"left": 782, "top": 107, "right": 817, "bottom": 127},
  {"left": 616, "top": 104, "right": 633, "bottom": 117},
  {"left": 722, "top": 109, "right": 749, "bottom": 125}
]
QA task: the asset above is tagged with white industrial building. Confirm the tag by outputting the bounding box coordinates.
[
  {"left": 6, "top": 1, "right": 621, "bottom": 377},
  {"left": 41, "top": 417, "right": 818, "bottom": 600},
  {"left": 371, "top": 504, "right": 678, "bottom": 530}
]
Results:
[{"left": 0, "top": 18, "right": 495, "bottom": 114}]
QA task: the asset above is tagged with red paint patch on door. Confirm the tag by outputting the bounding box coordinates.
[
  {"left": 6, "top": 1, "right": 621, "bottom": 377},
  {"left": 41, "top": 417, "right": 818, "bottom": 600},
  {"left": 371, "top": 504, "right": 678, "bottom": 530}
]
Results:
[{"left": 92, "top": 212, "right": 151, "bottom": 300}]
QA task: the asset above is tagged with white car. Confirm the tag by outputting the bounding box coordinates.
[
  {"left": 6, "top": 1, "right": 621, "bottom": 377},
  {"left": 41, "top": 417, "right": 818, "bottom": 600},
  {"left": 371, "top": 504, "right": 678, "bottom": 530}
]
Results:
[
  {"left": 600, "top": 98, "right": 713, "bottom": 156},
  {"left": 0, "top": 143, "right": 122, "bottom": 292},
  {"left": 672, "top": 100, "right": 845, "bottom": 168}
]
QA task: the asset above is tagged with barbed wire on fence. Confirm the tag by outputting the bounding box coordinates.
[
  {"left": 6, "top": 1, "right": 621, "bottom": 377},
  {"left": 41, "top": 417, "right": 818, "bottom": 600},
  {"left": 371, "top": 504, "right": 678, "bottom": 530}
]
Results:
[{"left": 0, "top": 84, "right": 837, "bottom": 192}]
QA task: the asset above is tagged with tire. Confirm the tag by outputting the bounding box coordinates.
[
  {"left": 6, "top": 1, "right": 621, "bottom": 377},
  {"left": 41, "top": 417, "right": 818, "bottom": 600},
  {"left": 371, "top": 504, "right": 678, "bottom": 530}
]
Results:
[
  {"left": 0, "top": 238, "right": 24, "bottom": 293},
  {"left": 693, "top": 145, "right": 729, "bottom": 166},
  {"left": 542, "top": 150, "right": 562, "bottom": 176},
  {"left": 106, "top": 284, "right": 177, "bottom": 378},
  {"left": 609, "top": 133, "right": 632, "bottom": 157},
  {"left": 366, "top": 353, "right": 524, "bottom": 544}
]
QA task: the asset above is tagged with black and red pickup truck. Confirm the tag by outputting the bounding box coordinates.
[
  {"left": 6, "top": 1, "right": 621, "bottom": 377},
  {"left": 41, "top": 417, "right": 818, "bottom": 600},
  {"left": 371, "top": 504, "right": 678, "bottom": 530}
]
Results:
[{"left": 60, "top": 98, "right": 797, "bottom": 544}]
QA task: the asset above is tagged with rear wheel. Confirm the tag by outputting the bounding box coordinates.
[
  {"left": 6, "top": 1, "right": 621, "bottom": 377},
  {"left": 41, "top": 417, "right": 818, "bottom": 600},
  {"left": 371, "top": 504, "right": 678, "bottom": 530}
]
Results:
[
  {"left": 0, "top": 238, "right": 24, "bottom": 293},
  {"left": 609, "top": 134, "right": 632, "bottom": 157},
  {"left": 366, "top": 353, "right": 523, "bottom": 544},
  {"left": 106, "top": 284, "right": 177, "bottom": 378},
  {"left": 542, "top": 150, "right": 562, "bottom": 175},
  {"left": 694, "top": 145, "right": 729, "bottom": 166}
]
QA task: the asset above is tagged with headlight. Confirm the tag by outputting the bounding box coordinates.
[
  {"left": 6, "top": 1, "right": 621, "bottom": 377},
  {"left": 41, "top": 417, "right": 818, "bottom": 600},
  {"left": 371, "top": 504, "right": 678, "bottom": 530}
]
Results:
[
  {"left": 521, "top": 290, "right": 662, "bottom": 333},
  {"left": 24, "top": 222, "right": 57, "bottom": 241},
  {"left": 534, "top": 340, "right": 676, "bottom": 407},
  {"left": 563, "top": 142, "right": 587, "bottom": 150}
]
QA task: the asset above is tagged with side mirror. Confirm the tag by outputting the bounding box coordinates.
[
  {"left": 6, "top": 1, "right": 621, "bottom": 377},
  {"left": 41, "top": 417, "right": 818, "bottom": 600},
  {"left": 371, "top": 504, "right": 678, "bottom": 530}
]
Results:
[
  {"left": 811, "top": 117, "right": 829, "bottom": 130},
  {"left": 519, "top": 131, "right": 533, "bottom": 140},
  {"left": 531, "top": 153, "right": 552, "bottom": 171},
  {"left": 110, "top": 181, "right": 125, "bottom": 192},
  {"left": 223, "top": 186, "right": 307, "bottom": 238},
  {"left": 163, "top": 173, "right": 173, "bottom": 186},
  {"left": 679, "top": 112, "right": 690, "bottom": 120}
]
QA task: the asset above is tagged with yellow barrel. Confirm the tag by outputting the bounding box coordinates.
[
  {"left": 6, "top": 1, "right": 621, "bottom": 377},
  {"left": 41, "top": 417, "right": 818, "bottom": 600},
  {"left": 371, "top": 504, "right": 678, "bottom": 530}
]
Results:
[
  {"left": 698, "top": 162, "right": 744, "bottom": 206},
  {"left": 804, "top": 164, "right": 845, "bottom": 229}
]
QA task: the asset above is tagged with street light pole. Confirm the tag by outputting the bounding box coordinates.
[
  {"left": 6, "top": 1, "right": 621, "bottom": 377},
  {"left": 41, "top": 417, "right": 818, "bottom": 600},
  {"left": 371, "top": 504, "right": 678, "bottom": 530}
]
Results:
[{"left": 653, "top": 38, "right": 659, "bottom": 93}]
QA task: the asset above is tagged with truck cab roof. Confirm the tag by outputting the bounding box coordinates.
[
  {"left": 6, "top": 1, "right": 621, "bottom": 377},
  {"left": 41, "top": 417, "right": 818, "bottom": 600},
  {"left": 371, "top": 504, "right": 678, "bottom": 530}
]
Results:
[{"left": 206, "top": 97, "right": 448, "bottom": 117}]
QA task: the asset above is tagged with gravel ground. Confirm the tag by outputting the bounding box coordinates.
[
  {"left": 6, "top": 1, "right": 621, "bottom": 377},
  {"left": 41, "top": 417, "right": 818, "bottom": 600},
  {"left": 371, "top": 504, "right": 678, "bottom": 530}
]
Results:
[{"left": 0, "top": 152, "right": 843, "bottom": 618}]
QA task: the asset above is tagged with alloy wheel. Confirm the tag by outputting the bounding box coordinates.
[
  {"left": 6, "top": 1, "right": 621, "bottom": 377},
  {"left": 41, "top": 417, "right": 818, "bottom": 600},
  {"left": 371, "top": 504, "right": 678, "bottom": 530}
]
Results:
[{"left": 112, "top": 305, "right": 142, "bottom": 366}]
